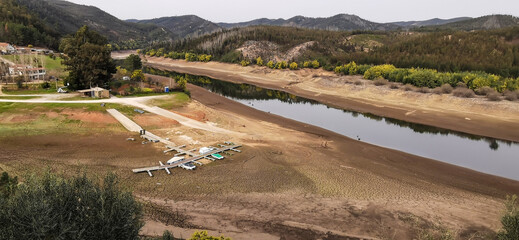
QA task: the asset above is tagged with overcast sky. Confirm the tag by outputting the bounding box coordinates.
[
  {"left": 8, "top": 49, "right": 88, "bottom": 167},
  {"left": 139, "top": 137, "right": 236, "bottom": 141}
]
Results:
[{"left": 66, "top": 0, "right": 518, "bottom": 23}]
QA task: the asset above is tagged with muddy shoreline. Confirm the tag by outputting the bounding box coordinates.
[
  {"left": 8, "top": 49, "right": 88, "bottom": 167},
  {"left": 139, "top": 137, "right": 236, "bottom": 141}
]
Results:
[
  {"left": 186, "top": 83, "right": 519, "bottom": 197},
  {"left": 144, "top": 59, "right": 519, "bottom": 142}
]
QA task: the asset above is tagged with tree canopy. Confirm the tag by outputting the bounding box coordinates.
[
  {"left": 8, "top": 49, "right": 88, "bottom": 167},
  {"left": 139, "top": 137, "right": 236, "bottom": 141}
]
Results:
[
  {"left": 124, "top": 54, "right": 142, "bottom": 72},
  {"left": 60, "top": 26, "right": 116, "bottom": 90},
  {"left": 0, "top": 172, "right": 143, "bottom": 240}
]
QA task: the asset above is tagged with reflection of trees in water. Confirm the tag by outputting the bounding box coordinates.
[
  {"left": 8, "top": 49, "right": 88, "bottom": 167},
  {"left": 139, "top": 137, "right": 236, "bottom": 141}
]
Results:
[{"left": 145, "top": 67, "right": 516, "bottom": 151}]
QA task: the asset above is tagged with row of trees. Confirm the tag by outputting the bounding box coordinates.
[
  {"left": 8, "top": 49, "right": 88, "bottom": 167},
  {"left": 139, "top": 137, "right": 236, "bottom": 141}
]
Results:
[
  {"left": 145, "top": 49, "right": 212, "bottom": 62},
  {"left": 334, "top": 61, "right": 519, "bottom": 92}
]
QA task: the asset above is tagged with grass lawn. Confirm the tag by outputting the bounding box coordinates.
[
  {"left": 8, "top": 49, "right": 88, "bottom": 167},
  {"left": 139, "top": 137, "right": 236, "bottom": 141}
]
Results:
[
  {"left": 145, "top": 92, "right": 190, "bottom": 109},
  {"left": 0, "top": 96, "right": 40, "bottom": 100},
  {"left": 0, "top": 102, "right": 136, "bottom": 136}
]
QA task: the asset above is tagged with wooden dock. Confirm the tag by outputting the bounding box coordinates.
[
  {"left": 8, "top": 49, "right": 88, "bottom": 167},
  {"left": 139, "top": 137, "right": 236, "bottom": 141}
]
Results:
[{"left": 132, "top": 144, "right": 242, "bottom": 176}]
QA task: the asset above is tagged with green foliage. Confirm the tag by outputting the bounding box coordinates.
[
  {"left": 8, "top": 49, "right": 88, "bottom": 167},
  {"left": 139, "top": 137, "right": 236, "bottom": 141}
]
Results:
[
  {"left": 256, "top": 57, "right": 264, "bottom": 66},
  {"left": 189, "top": 230, "right": 230, "bottom": 240},
  {"left": 175, "top": 76, "right": 187, "bottom": 90},
  {"left": 124, "top": 54, "right": 142, "bottom": 72},
  {"left": 0, "top": 172, "right": 143, "bottom": 240},
  {"left": 240, "top": 60, "right": 250, "bottom": 67},
  {"left": 289, "top": 62, "right": 298, "bottom": 70},
  {"left": 0, "top": 172, "right": 17, "bottom": 199},
  {"left": 0, "top": 0, "right": 60, "bottom": 48},
  {"left": 60, "top": 26, "right": 116, "bottom": 90},
  {"left": 498, "top": 195, "right": 519, "bottom": 240},
  {"left": 276, "top": 61, "right": 288, "bottom": 69},
  {"left": 364, "top": 64, "right": 397, "bottom": 80},
  {"left": 131, "top": 70, "right": 145, "bottom": 82},
  {"left": 311, "top": 60, "right": 320, "bottom": 69},
  {"left": 335, "top": 61, "right": 358, "bottom": 75},
  {"left": 162, "top": 230, "right": 175, "bottom": 240},
  {"left": 266, "top": 60, "right": 275, "bottom": 69}
]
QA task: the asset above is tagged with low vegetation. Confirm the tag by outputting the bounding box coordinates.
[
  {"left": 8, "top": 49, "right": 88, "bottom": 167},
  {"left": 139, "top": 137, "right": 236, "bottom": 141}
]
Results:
[{"left": 498, "top": 195, "right": 519, "bottom": 240}]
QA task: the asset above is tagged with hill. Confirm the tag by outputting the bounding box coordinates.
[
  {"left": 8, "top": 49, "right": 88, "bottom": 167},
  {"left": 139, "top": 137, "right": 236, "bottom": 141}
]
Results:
[
  {"left": 218, "top": 14, "right": 398, "bottom": 31},
  {"left": 0, "top": 0, "right": 60, "bottom": 48},
  {"left": 128, "top": 15, "right": 222, "bottom": 39},
  {"left": 391, "top": 17, "right": 471, "bottom": 28},
  {"left": 15, "top": 0, "right": 173, "bottom": 49},
  {"left": 419, "top": 15, "right": 519, "bottom": 31}
]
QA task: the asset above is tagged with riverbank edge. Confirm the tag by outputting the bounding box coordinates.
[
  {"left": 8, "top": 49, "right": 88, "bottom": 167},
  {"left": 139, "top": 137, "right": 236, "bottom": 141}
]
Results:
[{"left": 144, "top": 59, "right": 519, "bottom": 143}]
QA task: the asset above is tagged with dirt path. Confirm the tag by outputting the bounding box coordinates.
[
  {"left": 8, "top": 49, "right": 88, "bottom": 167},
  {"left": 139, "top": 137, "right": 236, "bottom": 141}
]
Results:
[
  {"left": 0, "top": 95, "right": 234, "bottom": 134},
  {"left": 143, "top": 57, "right": 519, "bottom": 142}
]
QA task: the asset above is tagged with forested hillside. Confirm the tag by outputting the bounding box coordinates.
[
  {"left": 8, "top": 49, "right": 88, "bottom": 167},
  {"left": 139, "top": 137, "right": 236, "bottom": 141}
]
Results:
[
  {"left": 0, "top": 0, "right": 59, "bottom": 48},
  {"left": 8, "top": 0, "right": 173, "bottom": 49},
  {"left": 348, "top": 27, "right": 519, "bottom": 77},
  {"left": 128, "top": 15, "right": 221, "bottom": 39},
  {"left": 148, "top": 25, "right": 519, "bottom": 77},
  {"left": 418, "top": 15, "right": 519, "bottom": 31}
]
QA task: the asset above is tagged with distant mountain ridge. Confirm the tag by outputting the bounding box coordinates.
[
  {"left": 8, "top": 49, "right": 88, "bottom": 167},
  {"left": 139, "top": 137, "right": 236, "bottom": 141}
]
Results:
[
  {"left": 128, "top": 15, "right": 222, "bottom": 39},
  {"left": 420, "top": 15, "right": 519, "bottom": 30},
  {"left": 390, "top": 17, "right": 472, "bottom": 28},
  {"left": 217, "top": 14, "right": 398, "bottom": 31}
]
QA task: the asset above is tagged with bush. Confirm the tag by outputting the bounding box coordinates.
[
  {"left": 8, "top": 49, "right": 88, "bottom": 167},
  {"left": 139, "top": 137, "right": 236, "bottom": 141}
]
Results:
[
  {"left": 289, "top": 62, "right": 298, "bottom": 70},
  {"left": 417, "top": 87, "right": 430, "bottom": 93},
  {"left": 403, "top": 84, "right": 416, "bottom": 91},
  {"left": 240, "top": 60, "right": 250, "bottom": 67},
  {"left": 389, "top": 83, "right": 399, "bottom": 89},
  {"left": 354, "top": 80, "right": 363, "bottom": 85},
  {"left": 440, "top": 84, "right": 453, "bottom": 94},
  {"left": 475, "top": 86, "right": 495, "bottom": 96},
  {"left": 0, "top": 172, "right": 143, "bottom": 239},
  {"left": 487, "top": 91, "right": 502, "bottom": 101},
  {"left": 373, "top": 78, "right": 388, "bottom": 86},
  {"left": 364, "top": 64, "right": 397, "bottom": 80},
  {"left": 504, "top": 90, "right": 518, "bottom": 101},
  {"left": 432, "top": 87, "right": 443, "bottom": 94},
  {"left": 497, "top": 195, "right": 519, "bottom": 240},
  {"left": 456, "top": 82, "right": 468, "bottom": 88},
  {"left": 41, "top": 81, "right": 51, "bottom": 89},
  {"left": 453, "top": 87, "right": 475, "bottom": 98}
]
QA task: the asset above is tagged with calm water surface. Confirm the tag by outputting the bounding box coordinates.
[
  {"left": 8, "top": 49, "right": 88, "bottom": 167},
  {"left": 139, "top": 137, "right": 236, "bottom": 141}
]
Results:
[{"left": 148, "top": 68, "right": 519, "bottom": 181}]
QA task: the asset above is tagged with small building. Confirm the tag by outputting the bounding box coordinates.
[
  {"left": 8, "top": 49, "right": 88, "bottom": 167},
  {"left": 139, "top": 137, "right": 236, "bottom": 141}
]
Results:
[
  {"left": 0, "top": 43, "right": 16, "bottom": 54},
  {"left": 78, "top": 87, "right": 110, "bottom": 98},
  {"left": 8, "top": 65, "right": 46, "bottom": 80}
]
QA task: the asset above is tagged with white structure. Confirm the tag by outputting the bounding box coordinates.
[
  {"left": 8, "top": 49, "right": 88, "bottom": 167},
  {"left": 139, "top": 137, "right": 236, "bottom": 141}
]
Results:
[
  {"left": 0, "top": 43, "right": 16, "bottom": 54},
  {"left": 8, "top": 65, "right": 46, "bottom": 80},
  {"left": 199, "top": 147, "right": 212, "bottom": 155}
]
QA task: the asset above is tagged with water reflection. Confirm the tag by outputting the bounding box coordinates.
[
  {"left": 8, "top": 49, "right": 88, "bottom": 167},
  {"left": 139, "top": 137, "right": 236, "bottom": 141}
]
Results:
[{"left": 144, "top": 67, "right": 519, "bottom": 180}]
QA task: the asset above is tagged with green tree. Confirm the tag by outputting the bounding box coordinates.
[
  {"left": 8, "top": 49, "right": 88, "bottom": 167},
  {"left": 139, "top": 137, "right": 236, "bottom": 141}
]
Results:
[
  {"left": 311, "top": 60, "right": 320, "bottom": 69},
  {"left": 498, "top": 195, "right": 519, "bottom": 240},
  {"left": 176, "top": 76, "right": 187, "bottom": 90},
  {"left": 0, "top": 172, "right": 143, "bottom": 240},
  {"left": 124, "top": 54, "right": 142, "bottom": 72},
  {"left": 267, "top": 61, "right": 275, "bottom": 69},
  {"left": 131, "top": 70, "right": 145, "bottom": 82},
  {"left": 289, "top": 62, "right": 298, "bottom": 70},
  {"left": 60, "top": 26, "right": 116, "bottom": 90},
  {"left": 256, "top": 57, "right": 264, "bottom": 66},
  {"left": 189, "top": 230, "right": 230, "bottom": 240}
]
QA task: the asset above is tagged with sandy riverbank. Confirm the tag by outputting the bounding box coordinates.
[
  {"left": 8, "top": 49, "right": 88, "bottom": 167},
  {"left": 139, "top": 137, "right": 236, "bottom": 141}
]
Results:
[{"left": 140, "top": 56, "right": 519, "bottom": 142}]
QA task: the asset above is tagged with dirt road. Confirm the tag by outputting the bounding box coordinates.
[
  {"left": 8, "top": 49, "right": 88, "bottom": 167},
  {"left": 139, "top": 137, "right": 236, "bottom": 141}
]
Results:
[{"left": 142, "top": 57, "right": 519, "bottom": 142}]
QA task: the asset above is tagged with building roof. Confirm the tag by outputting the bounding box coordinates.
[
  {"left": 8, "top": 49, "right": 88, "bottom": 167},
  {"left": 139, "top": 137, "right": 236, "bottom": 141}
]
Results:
[{"left": 78, "top": 87, "right": 108, "bottom": 93}]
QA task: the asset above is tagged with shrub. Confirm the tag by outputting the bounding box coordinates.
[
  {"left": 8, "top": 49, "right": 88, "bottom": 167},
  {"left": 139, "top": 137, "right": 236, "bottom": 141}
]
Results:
[
  {"left": 417, "top": 87, "right": 430, "bottom": 93},
  {"left": 256, "top": 57, "right": 263, "bottom": 66},
  {"left": 475, "top": 86, "right": 495, "bottom": 96},
  {"left": 364, "top": 64, "right": 397, "bottom": 80},
  {"left": 487, "top": 91, "right": 502, "bottom": 101},
  {"left": 389, "top": 83, "right": 399, "bottom": 89},
  {"left": 189, "top": 230, "right": 230, "bottom": 240},
  {"left": 453, "top": 87, "right": 475, "bottom": 98},
  {"left": 289, "top": 62, "right": 298, "bottom": 70},
  {"left": 373, "top": 78, "right": 389, "bottom": 86},
  {"left": 432, "top": 87, "right": 443, "bottom": 94},
  {"left": 311, "top": 60, "right": 320, "bottom": 69},
  {"left": 266, "top": 61, "right": 275, "bottom": 69},
  {"left": 354, "top": 80, "right": 363, "bottom": 85},
  {"left": 403, "top": 84, "right": 416, "bottom": 91},
  {"left": 497, "top": 195, "right": 519, "bottom": 240},
  {"left": 0, "top": 172, "right": 143, "bottom": 239},
  {"left": 41, "top": 81, "right": 51, "bottom": 89},
  {"left": 240, "top": 60, "right": 250, "bottom": 67},
  {"left": 503, "top": 90, "right": 518, "bottom": 101},
  {"left": 440, "top": 84, "right": 453, "bottom": 94}
]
